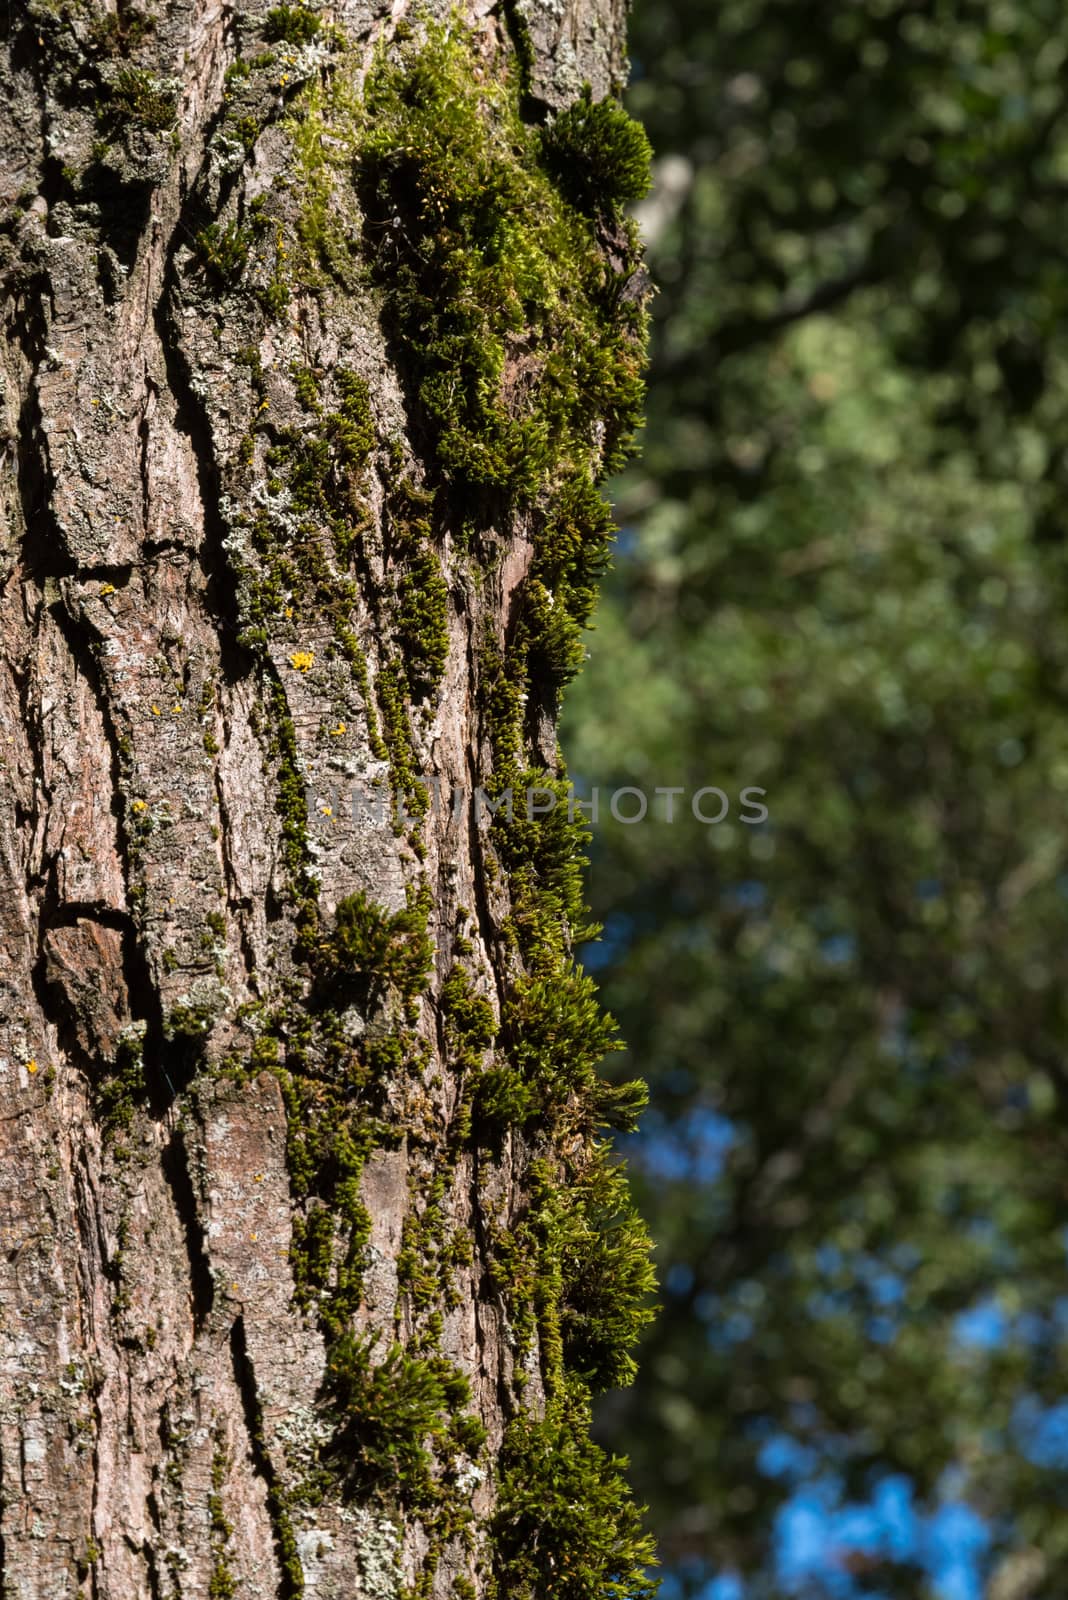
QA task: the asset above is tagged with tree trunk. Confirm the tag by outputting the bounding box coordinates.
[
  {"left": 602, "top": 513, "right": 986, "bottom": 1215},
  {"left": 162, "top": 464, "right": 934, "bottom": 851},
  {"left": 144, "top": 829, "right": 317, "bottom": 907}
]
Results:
[{"left": 0, "top": 2, "right": 653, "bottom": 1597}]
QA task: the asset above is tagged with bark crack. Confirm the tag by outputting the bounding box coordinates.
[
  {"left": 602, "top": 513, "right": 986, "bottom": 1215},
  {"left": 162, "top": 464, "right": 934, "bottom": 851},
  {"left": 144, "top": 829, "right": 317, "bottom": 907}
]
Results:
[
  {"left": 229, "top": 1316, "right": 302, "bottom": 1600},
  {"left": 161, "top": 1123, "right": 215, "bottom": 1332}
]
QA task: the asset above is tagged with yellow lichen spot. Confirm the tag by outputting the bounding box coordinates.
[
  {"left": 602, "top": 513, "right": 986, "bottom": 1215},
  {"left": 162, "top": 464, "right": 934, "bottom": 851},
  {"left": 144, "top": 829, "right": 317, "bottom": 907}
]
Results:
[
  {"left": 231, "top": 1282, "right": 240, "bottom": 1292},
  {"left": 254, "top": 1173, "right": 264, "bottom": 1183},
  {"left": 283, "top": 606, "right": 293, "bottom": 619},
  {"left": 289, "top": 650, "right": 314, "bottom": 673},
  {"left": 151, "top": 704, "right": 161, "bottom": 716},
  {"left": 258, "top": 398, "right": 270, "bottom": 412},
  {"left": 320, "top": 804, "right": 333, "bottom": 818},
  {"left": 26, "top": 1059, "right": 38, "bottom": 1075},
  {"left": 249, "top": 1232, "right": 258, "bottom": 1242},
  {"left": 99, "top": 582, "right": 115, "bottom": 597},
  {"left": 131, "top": 799, "right": 148, "bottom": 814},
  {"left": 171, "top": 704, "right": 182, "bottom": 714}
]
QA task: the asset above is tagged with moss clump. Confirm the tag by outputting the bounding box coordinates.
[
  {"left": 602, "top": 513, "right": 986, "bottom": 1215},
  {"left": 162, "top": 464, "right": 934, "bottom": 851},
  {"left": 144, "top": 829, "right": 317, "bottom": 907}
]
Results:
[
  {"left": 495, "top": 965, "right": 646, "bottom": 1138},
  {"left": 106, "top": 66, "right": 179, "bottom": 131},
  {"left": 553, "top": 1153, "right": 658, "bottom": 1391},
  {"left": 265, "top": 679, "right": 318, "bottom": 932},
  {"left": 540, "top": 87, "right": 654, "bottom": 214},
  {"left": 95, "top": 1025, "right": 148, "bottom": 1136},
  {"left": 264, "top": 4, "right": 322, "bottom": 44},
  {"left": 165, "top": 994, "right": 217, "bottom": 1044},
  {"left": 394, "top": 546, "right": 449, "bottom": 697},
  {"left": 492, "top": 1380, "right": 658, "bottom": 1600},
  {"left": 492, "top": 765, "right": 595, "bottom": 968},
  {"left": 194, "top": 222, "right": 251, "bottom": 289},
  {"left": 323, "top": 885, "right": 434, "bottom": 1009},
  {"left": 357, "top": 22, "right": 647, "bottom": 497},
  {"left": 377, "top": 658, "right": 430, "bottom": 825},
  {"left": 440, "top": 965, "right": 496, "bottom": 1072},
  {"left": 324, "top": 1334, "right": 484, "bottom": 1504},
  {"left": 287, "top": 1113, "right": 374, "bottom": 1338},
  {"left": 488, "top": 1150, "right": 656, "bottom": 1395},
  {"left": 527, "top": 472, "right": 618, "bottom": 696},
  {"left": 286, "top": 369, "right": 375, "bottom": 519}
]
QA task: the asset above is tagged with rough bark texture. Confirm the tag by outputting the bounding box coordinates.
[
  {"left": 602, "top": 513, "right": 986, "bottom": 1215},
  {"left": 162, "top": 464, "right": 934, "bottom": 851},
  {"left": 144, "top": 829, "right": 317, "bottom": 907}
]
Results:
[{"left": 0, "top": 2, "right": 652, "bottom": 1597}]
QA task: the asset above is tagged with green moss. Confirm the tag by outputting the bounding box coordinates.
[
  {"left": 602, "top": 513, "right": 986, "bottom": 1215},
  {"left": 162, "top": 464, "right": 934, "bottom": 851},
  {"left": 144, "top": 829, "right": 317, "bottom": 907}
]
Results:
[
  {"left": 165, "top": 996, "right": 217, "bottom": 1044},
  {"left": 323, "top": 885, "right": 434, "bottom": 1008},
  {"left": 541, "top": 88, "right": 653, "bottom": 214},
  {"left": 208, "top": 1444, "right": 237, "bottom": 1600},
  {"left": 77, "top": 1539, "right": 101, "bottom": 1581},
  {"left": 195, "top": 21, "right": 655, "bottom": 1594},
  {"left": 285, "top": 368, "right": 374, "bottom": 518},
  {"left": 95, "top": 1026, "right": 147, "bottom": 1136},
  {"left": 324, "top": 1334, "right": 481, "bottom": 1505},
  {"left": 498, "top": 965, "right": 646, "bottom": 1137},
  {"left": 492, "top": 1380, "right": 658, "bottom": 1600},
  {"left": 293, "top": 363, "right": 323, "bottom": 414},
  {"left": 441, "top": 965, "right": 496, "bottom": 1065},
  {"left": 194, "top": 222, "right": 251, "bottom": 289},
  {"left": 378, "top": 659, "right": 430, "bottom": 824},
  {"left": 530, "top": 472, "right": 618, "bottom": 693},
  {"left": 394, "top": 546, "right": 449, "bottom": 697},
  {"left": 357, "top": 24, "right": 647, "bottom": 500},
  {"left": 488, "top": 1145, "right": 655, "bottom": 1400},
  {"left": 265, "top": 4, "right": 322, "bottom": 44},
  {"left": 552, "top": 1152, "right": 657, "bottom": 1391},
  {"left": 265, "top": 678, "right": 319, "bottom": 929},
  {"left": 104, "top": 65, "right": 179, "bottom": 132}
]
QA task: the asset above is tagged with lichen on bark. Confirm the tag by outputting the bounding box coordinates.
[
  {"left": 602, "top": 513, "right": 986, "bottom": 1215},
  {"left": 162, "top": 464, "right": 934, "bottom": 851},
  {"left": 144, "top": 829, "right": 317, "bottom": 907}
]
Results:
[{"left": 0, "top": 1, "right": 655, "bottom": 1596}]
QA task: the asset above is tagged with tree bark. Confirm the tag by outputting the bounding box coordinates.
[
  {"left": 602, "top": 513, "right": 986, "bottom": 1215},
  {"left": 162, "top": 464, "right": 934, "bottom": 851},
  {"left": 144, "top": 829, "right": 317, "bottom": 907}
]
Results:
[{"left": 0, "top": 1, "right": 651, "bottom": 1597}]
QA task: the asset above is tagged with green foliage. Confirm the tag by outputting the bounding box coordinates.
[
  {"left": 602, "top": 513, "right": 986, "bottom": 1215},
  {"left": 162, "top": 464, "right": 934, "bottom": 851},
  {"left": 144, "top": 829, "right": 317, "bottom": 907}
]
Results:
[
  {"left": 564, "top": 0, "right": 1068, "bottom": 1588},
  {"left": 493, "top": 1381, "right": 658, "bottom": 1599},
  {"left": 541, "top": 88, "right": 653, "bottom": 214}
]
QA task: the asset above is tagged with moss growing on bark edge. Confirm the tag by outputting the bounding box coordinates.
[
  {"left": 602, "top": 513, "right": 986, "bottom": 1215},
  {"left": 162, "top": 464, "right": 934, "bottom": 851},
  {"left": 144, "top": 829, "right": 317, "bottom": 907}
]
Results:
[{"left": 192, "top": 12, "right": 657, "bottom": 1595}]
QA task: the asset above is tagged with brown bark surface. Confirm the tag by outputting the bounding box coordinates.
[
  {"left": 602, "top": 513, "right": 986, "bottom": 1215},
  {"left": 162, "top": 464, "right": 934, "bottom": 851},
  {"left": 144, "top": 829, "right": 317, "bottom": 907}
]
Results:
[{"left": 0, "top": 1, "right": 642, "bottom": 1596}]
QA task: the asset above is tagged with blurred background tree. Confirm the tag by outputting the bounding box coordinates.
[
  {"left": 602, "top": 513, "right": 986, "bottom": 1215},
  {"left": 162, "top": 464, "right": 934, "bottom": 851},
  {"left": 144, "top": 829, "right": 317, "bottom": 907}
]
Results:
[{"left": 562, "top": 1, "right": 1068, "bottom": 1595}]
